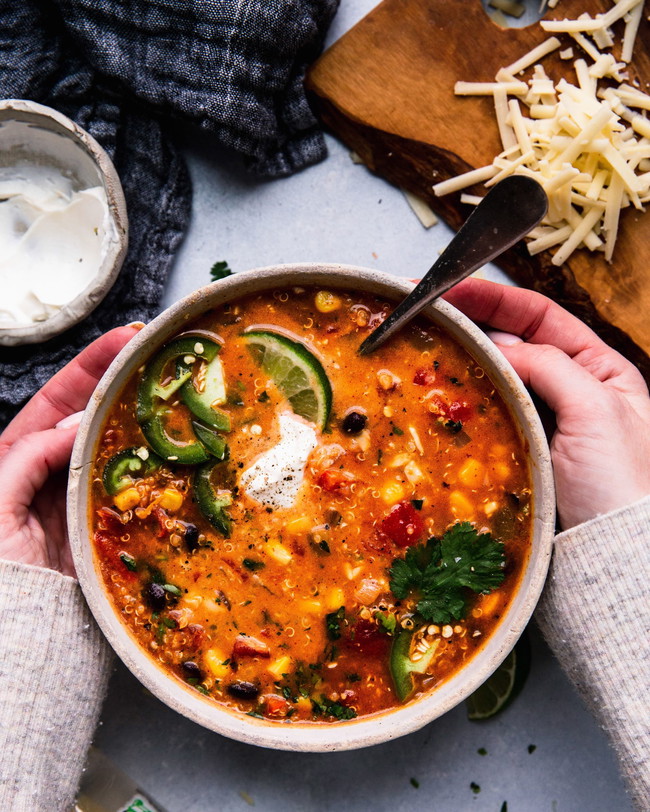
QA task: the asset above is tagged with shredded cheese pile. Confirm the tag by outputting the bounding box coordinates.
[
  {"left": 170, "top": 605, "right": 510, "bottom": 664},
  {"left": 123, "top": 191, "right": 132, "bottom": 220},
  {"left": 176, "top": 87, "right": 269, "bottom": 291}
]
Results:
[{"left": 434, "top": 0, "right": 650, "bottom": 265}]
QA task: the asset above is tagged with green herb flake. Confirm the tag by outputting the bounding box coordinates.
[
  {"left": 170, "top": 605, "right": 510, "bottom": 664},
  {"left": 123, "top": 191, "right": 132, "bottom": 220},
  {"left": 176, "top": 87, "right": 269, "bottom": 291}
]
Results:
[
  {"left": 243, "top": 558, "right": 265, "bottom": 571},
  {"left": 194, "top": 684, "right": 210, "bottom": 696},
  {"left": 210, "top": 260, "right": 233, "bottom": 281},
  {"left": 377, "top": 449, "right": 383, "bottom": 465},
  {"left": 257, "top": 390, "right": 270, "bottom": 403},
  {"left": 325, "top": 606, "right": 346, "bottom": 641},
  {"left": 528, "top": 744, "right": 537, "bottom": 754},
  {"left": 311, "top": 697, "right": 357, "bottom": 720},
  {"left": 388, "top": 522, "right": 505, "bottom": 624},
  {"left": 119, "top": 552, "right": 137, "bottom": 572},
  {"left": 411, "top": 498, "right": 424, "bottom": 511},
  {"left": 347, "top": 673, "right": 361, "bottom": 682},
  {"left": 445, "top": 419, "right": 463, "bottom": 433},
  {"left": 390, "top": 423, "right": 404, "bottom": 436},
  {"left": 477, "top": 747, "right": 488, "bottom": 756},
  {"left": 501, "top": 803, "right": 508, "bottom": 812},
  {"left": 470, "top": 782, "right": 481, "bottom": 794},
  {"left": 162, "top": 583, "right": 182, "bottom": 597},
  {"left": 410, "top": 778, "right": 420, "bottom": 789}
]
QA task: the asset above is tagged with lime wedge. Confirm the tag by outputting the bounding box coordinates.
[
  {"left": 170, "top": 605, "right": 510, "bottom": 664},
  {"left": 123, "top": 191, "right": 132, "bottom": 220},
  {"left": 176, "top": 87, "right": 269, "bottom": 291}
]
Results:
[
  {"left": 466, "top": 631, "right": 531, "bottom": 721},
  {"left": 242, "top": 330, "right": 332, "bottom": 429}
]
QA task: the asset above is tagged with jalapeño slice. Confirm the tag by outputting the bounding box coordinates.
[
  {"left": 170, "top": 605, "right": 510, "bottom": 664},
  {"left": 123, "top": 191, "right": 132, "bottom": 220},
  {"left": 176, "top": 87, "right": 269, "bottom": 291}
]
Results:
[
  {"left": 103, "top": 446, "right": 163, "bottom": 495},
  {"left": 390, "top": 627, "right": 439, "bottom": 702},
  {"left": 194, "top": 460, "right": 232, "bottom": 538},
  {"left": 177, "top": 353, "right": 231, "bottom": 431}
]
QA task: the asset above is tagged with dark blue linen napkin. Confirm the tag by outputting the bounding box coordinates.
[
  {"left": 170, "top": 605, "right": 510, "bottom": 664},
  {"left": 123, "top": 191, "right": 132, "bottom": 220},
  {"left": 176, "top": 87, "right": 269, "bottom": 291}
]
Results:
[{"left": 0, "top": 0, "right": 338, "bottom": 427}]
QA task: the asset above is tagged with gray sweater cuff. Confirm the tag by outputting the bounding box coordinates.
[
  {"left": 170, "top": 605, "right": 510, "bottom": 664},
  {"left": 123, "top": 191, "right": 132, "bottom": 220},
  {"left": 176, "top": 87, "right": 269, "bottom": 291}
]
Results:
[
  {"left": 536, "top": 496, "right": 650, "bottom": 811},
  {"left": 0, "top": 560, "right": 113, "bottom": 812}
]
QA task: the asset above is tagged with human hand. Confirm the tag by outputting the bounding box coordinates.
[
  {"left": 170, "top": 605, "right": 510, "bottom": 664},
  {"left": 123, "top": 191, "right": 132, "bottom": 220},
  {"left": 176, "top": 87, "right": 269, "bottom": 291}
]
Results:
[
  {"left": 0, "top": 326, "right": 141, "bottom": 576},
  {"left": 444, "top": 278, "right": 650, "bottom": 530}
]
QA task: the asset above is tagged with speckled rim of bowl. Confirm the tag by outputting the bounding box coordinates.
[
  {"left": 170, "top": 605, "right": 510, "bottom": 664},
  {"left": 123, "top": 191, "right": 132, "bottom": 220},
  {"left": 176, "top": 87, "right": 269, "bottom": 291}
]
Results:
[
  {"left": 68, "top": 263, "right": 555, "bottom": 752},
  {"left": 0, "top": 99, "right": 128, "bottom": 347}
]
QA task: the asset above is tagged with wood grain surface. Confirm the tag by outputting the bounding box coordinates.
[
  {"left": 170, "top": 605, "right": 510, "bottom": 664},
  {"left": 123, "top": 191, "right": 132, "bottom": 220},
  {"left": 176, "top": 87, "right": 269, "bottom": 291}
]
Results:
[{"left": 306, "top": 0, "right": 650, "bottom": 381}]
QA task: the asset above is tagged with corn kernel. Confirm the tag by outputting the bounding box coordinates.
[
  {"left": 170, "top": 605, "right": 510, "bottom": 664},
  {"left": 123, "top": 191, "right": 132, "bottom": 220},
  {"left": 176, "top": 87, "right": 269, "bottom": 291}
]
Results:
[
  {"left": 204, "top": 649, "right": 230, "bottom": 679},
  {"left": 458, "top": 459, "right": 484, "bottom": 487},
  {"left": 492, "top": 462, "right": 511, "bottom": 482},
  {"left": 315, "top": 290, "right": 342, "bottom": 313},
  {"left": 381, "top": 480, "right": 405, "bottom": 505},
  {"left": 449, "top": 490, "right": 475, "bottom": 520},
  {"left": 113, "top": 487, "right": 140, "bottom": 512},
  {"left": 158, "top": 488, "right": 184, "bottom": 512},
  {"left": 296, "top": 696, "right": 312, "bottom": 712},
  {"left": 268, "top": 541, "right": 292, "bottom": 565},
  {"left": 325, "top": 587, "right": 345, "bottom": 611},
  {"left": 299, "top": 599, "right": 323, "bottom": 615},
  {"left": 285, "top": 517, "right": 312, "bottom": 535},
  {"left": 267, "top": 655, "right": 293, "bottom": 679},
  {"left": 478, "top": 591, "right": 502, "bottom": 616}
]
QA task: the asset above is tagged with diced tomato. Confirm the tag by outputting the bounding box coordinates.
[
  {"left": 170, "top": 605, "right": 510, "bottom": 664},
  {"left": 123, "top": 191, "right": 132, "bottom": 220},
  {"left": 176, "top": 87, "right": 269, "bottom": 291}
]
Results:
[
  {"left": 97, "top": 507, "right": 124, "bottom": 535},
  {"left": 413, "top": 368, "right": 436, "bottom": 386},
  {"left": 317, "top": 468, "right": 355, "bottom": 494},
  {"left": 186, "top": 623, "right": 206, "bottom": 649},
  {"left": 263, "top": 694, "right": 291, "bottom": 718},
  {"left": 94, "top": 531, "right": 137, "bottom": 581},
  {"left": 448, "top": 400, "right": 473, "bottom": 422},
  {"left": 345, "top": 619, "right": 390, "bottom": 656},
  {"left": 151, "top": 506, "right": 169, "bottom": 538},
  {"left": 381, "top": 501, "right": 425, "bottom": 548},
  {"left": 232, "top": 634, "right": 271, "bottom": 659}
]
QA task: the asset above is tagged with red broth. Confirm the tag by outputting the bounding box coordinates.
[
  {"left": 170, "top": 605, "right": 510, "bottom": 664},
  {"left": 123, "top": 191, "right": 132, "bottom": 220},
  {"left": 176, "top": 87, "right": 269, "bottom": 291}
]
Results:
[{"left": 91, "top": 287, "right": 532, "bottom": 722}]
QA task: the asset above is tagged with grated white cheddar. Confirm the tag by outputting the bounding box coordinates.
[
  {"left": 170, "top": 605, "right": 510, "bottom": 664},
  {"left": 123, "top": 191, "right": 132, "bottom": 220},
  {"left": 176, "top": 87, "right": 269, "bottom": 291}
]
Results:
[{"left": 438, "top": 0, "right": 650, "bottom": 265}]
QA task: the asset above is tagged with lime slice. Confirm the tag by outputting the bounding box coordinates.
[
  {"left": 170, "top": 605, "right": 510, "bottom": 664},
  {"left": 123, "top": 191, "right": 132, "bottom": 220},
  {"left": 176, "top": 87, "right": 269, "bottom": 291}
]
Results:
[
  {"left": 466, "top": 631, "right": 531, "bottom": 721},
  {"left": 242, "top": 330, "right": 332, "bottom": 429}
]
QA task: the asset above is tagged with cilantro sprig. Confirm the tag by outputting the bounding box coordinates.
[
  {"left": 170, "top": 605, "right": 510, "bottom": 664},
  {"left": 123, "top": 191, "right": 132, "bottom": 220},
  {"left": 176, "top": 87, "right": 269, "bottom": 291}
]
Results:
[
  {"left": 389, "top": 522, "right": 505, "bottom": 624},
  {"left": 210, "top": 260, "right": 232, "bottom": 281}
]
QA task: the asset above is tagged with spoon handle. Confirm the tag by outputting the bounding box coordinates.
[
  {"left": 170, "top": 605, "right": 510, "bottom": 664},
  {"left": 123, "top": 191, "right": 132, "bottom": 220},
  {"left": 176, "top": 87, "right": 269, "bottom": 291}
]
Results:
[{"left": 357, "top": 175, "right": 548, "bottom": 356}]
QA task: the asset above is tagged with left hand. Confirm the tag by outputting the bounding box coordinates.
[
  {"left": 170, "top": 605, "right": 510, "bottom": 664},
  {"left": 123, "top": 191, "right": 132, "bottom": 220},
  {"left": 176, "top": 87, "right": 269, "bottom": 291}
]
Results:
[{"left": 0, "top": 326, "right": 141, "bottom": 576}]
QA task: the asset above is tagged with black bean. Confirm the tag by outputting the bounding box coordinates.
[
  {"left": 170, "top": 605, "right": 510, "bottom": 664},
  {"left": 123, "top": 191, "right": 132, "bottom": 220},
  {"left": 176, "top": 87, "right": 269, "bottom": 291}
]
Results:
[
  {"left": 144, "top": 582, "right": 166, "bottom": 612},
  {"left": 184, "top": 523, "right": 199, "bottom": 552},
  {"left": 227, "top": 680, "right": 259, "bottom": 700},
  {"left": 182, "top": 661, "right": 202, "bottom": 680},
  {"left": 342, "top": 410, "right": 367, "bottom": 435}
]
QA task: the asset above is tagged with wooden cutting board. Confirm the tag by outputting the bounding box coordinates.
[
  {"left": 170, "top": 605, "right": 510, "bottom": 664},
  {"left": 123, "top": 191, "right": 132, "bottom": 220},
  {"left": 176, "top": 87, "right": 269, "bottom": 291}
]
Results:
[{"left": 306, "top": 0, "right": 650, "bottom": 382}]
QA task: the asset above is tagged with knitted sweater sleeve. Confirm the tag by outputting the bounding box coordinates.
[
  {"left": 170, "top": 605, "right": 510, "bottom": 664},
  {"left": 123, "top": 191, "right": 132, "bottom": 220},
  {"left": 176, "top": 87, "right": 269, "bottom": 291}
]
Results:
[
  {"left": 0, "top": 560, "right": 113, "bottom": 812},
  {"left": 535, "top": 495, "right": 650, "bottom": 811}
]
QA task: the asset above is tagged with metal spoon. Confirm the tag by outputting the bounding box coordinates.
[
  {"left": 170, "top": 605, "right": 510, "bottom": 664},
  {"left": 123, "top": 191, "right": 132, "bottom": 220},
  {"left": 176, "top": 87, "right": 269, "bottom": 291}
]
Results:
[{"left": 358, "top": 175, "right": 548, "bottom": 356}]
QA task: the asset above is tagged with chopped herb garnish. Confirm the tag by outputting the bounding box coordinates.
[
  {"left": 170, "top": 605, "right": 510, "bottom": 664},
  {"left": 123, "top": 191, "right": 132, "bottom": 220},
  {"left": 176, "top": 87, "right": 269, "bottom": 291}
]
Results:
[
  {"left": 388, "top": 523, "right": 505, "bottom": 624},
  {"left": 162, "top": 583, "right": 182, "bottom": 597},
  {"left": 433, "top": 360, "right": 440, "bottom": 370},
  {"left": 257, "top": 390, "right": 270, "bottom": 403},
  {"left": 310, "top": 539, "right": 331, "bottom": 556},
  {"left": 445, "top": 419, "right": 463, "bottom": 433},
  {"left": 325, "top": 606, "right": 346, "bottom": 640},
  {"left": 477, "top": 747, "right": 487, "bottom": 756},
  {"left": 500, "top": 803, "right": 508, "bottom": 812},
  {"left": 528, "top": 744, "right": 537, "bottom": 754},
  {"left": 119, "top": 552, "right": 137, "bottom": 571},
  {"left": 390, "top": 423, "right": 404, "bottom": 436},
  {"left": 210, "top": 260, "right": 232, "bottom": 281},
  {"left": 347, "top": 673, "right": 361, "bottom": 682},
  {"left": 377, "top": 449, "right": 383, "bottom": 465},
  {"left": 449, "top": 376, "right": 463, "bottom": 386},
  {"left": 411, "top": 498, "right": 424, "bottom": 511},
  {"left": 311, "top": 697, "right": 357, "bottom": 720},
  {"left": 161, "top": 616, "right": 177, "bottom": 628},
  {"left": 194, "top": 684, "right": 210, "bottom": 695},
  {"left": 470, "top": 782, "right": 481, "bottom": 794},
  {"left": 243, "top": 558, "right": 265, "bottom": 571},
  {"left": 410, "top": 778, "right": 420, "bottom": 789}
]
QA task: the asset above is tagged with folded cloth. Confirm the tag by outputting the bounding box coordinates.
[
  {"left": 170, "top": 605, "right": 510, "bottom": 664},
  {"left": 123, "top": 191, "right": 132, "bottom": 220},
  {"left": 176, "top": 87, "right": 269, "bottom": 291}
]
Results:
[{"left": 0, "top": 0, "right": 339, "bottom": 428}]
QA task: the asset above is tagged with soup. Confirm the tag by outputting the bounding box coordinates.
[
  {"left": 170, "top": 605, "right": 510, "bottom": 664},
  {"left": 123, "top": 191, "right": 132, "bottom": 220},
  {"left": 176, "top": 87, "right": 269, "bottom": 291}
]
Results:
[{"left": 91, "top": 286, "right": 532, "bottom": 722}]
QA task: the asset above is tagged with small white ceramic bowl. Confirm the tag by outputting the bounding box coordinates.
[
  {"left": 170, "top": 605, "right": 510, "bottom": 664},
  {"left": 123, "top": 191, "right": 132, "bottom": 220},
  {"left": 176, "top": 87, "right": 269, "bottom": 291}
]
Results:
[
  {"left": 68, "top": 264, "right": 555, "bottom": 751},
  {"left": 0, "top": 99, "right": 128, "bottom": 346}
]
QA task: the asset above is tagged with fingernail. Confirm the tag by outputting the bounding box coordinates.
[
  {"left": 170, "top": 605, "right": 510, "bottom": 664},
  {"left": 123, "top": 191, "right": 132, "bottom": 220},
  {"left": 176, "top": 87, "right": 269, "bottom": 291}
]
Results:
[
  {"left": 127, "top": 321, "right": 146, "bottom": 330},
  {"left": 55, "top": 410, "right": 84, "bottom": 430},
  {"left": 487, "top": 330, "right": 523, "bottom": 347}
]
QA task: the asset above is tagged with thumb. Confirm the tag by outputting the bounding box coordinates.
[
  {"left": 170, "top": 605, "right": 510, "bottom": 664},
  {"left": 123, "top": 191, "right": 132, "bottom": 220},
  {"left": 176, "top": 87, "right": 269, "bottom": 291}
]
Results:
[
  {"left": 490, "top": 333, "right": 606, "bottom": 425},
  {"left": 0, "top": 423, "right": 79, "bottom": 513}
]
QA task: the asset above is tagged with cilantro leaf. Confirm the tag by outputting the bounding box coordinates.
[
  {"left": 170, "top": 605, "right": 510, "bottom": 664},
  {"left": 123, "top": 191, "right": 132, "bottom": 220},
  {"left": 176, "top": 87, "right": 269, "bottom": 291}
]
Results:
[
  {"left": 388, "top": 522, "right": 505, "bottom": 624},
  {"left": 325, "top": 606, "right": 346, "bottom": 640},
  {"left": 210, "top": 261, "right": 233, "bottom": 281}
]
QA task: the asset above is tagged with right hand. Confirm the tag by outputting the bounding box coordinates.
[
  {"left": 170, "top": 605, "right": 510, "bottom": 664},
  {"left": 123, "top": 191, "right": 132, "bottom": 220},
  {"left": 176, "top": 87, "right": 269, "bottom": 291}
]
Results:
[{"left": 444, "top": 278, "right": 650, "bottom": 531}]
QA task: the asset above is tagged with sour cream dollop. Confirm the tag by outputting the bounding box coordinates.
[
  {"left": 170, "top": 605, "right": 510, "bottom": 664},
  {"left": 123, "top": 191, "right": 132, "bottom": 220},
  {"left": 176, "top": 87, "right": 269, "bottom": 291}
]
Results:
[
  {"left": 0, "top": 163, "right": 113, "bottom": 328},
  {"left": 239, "top": 412, "right": 318, "bottom": 510}
]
